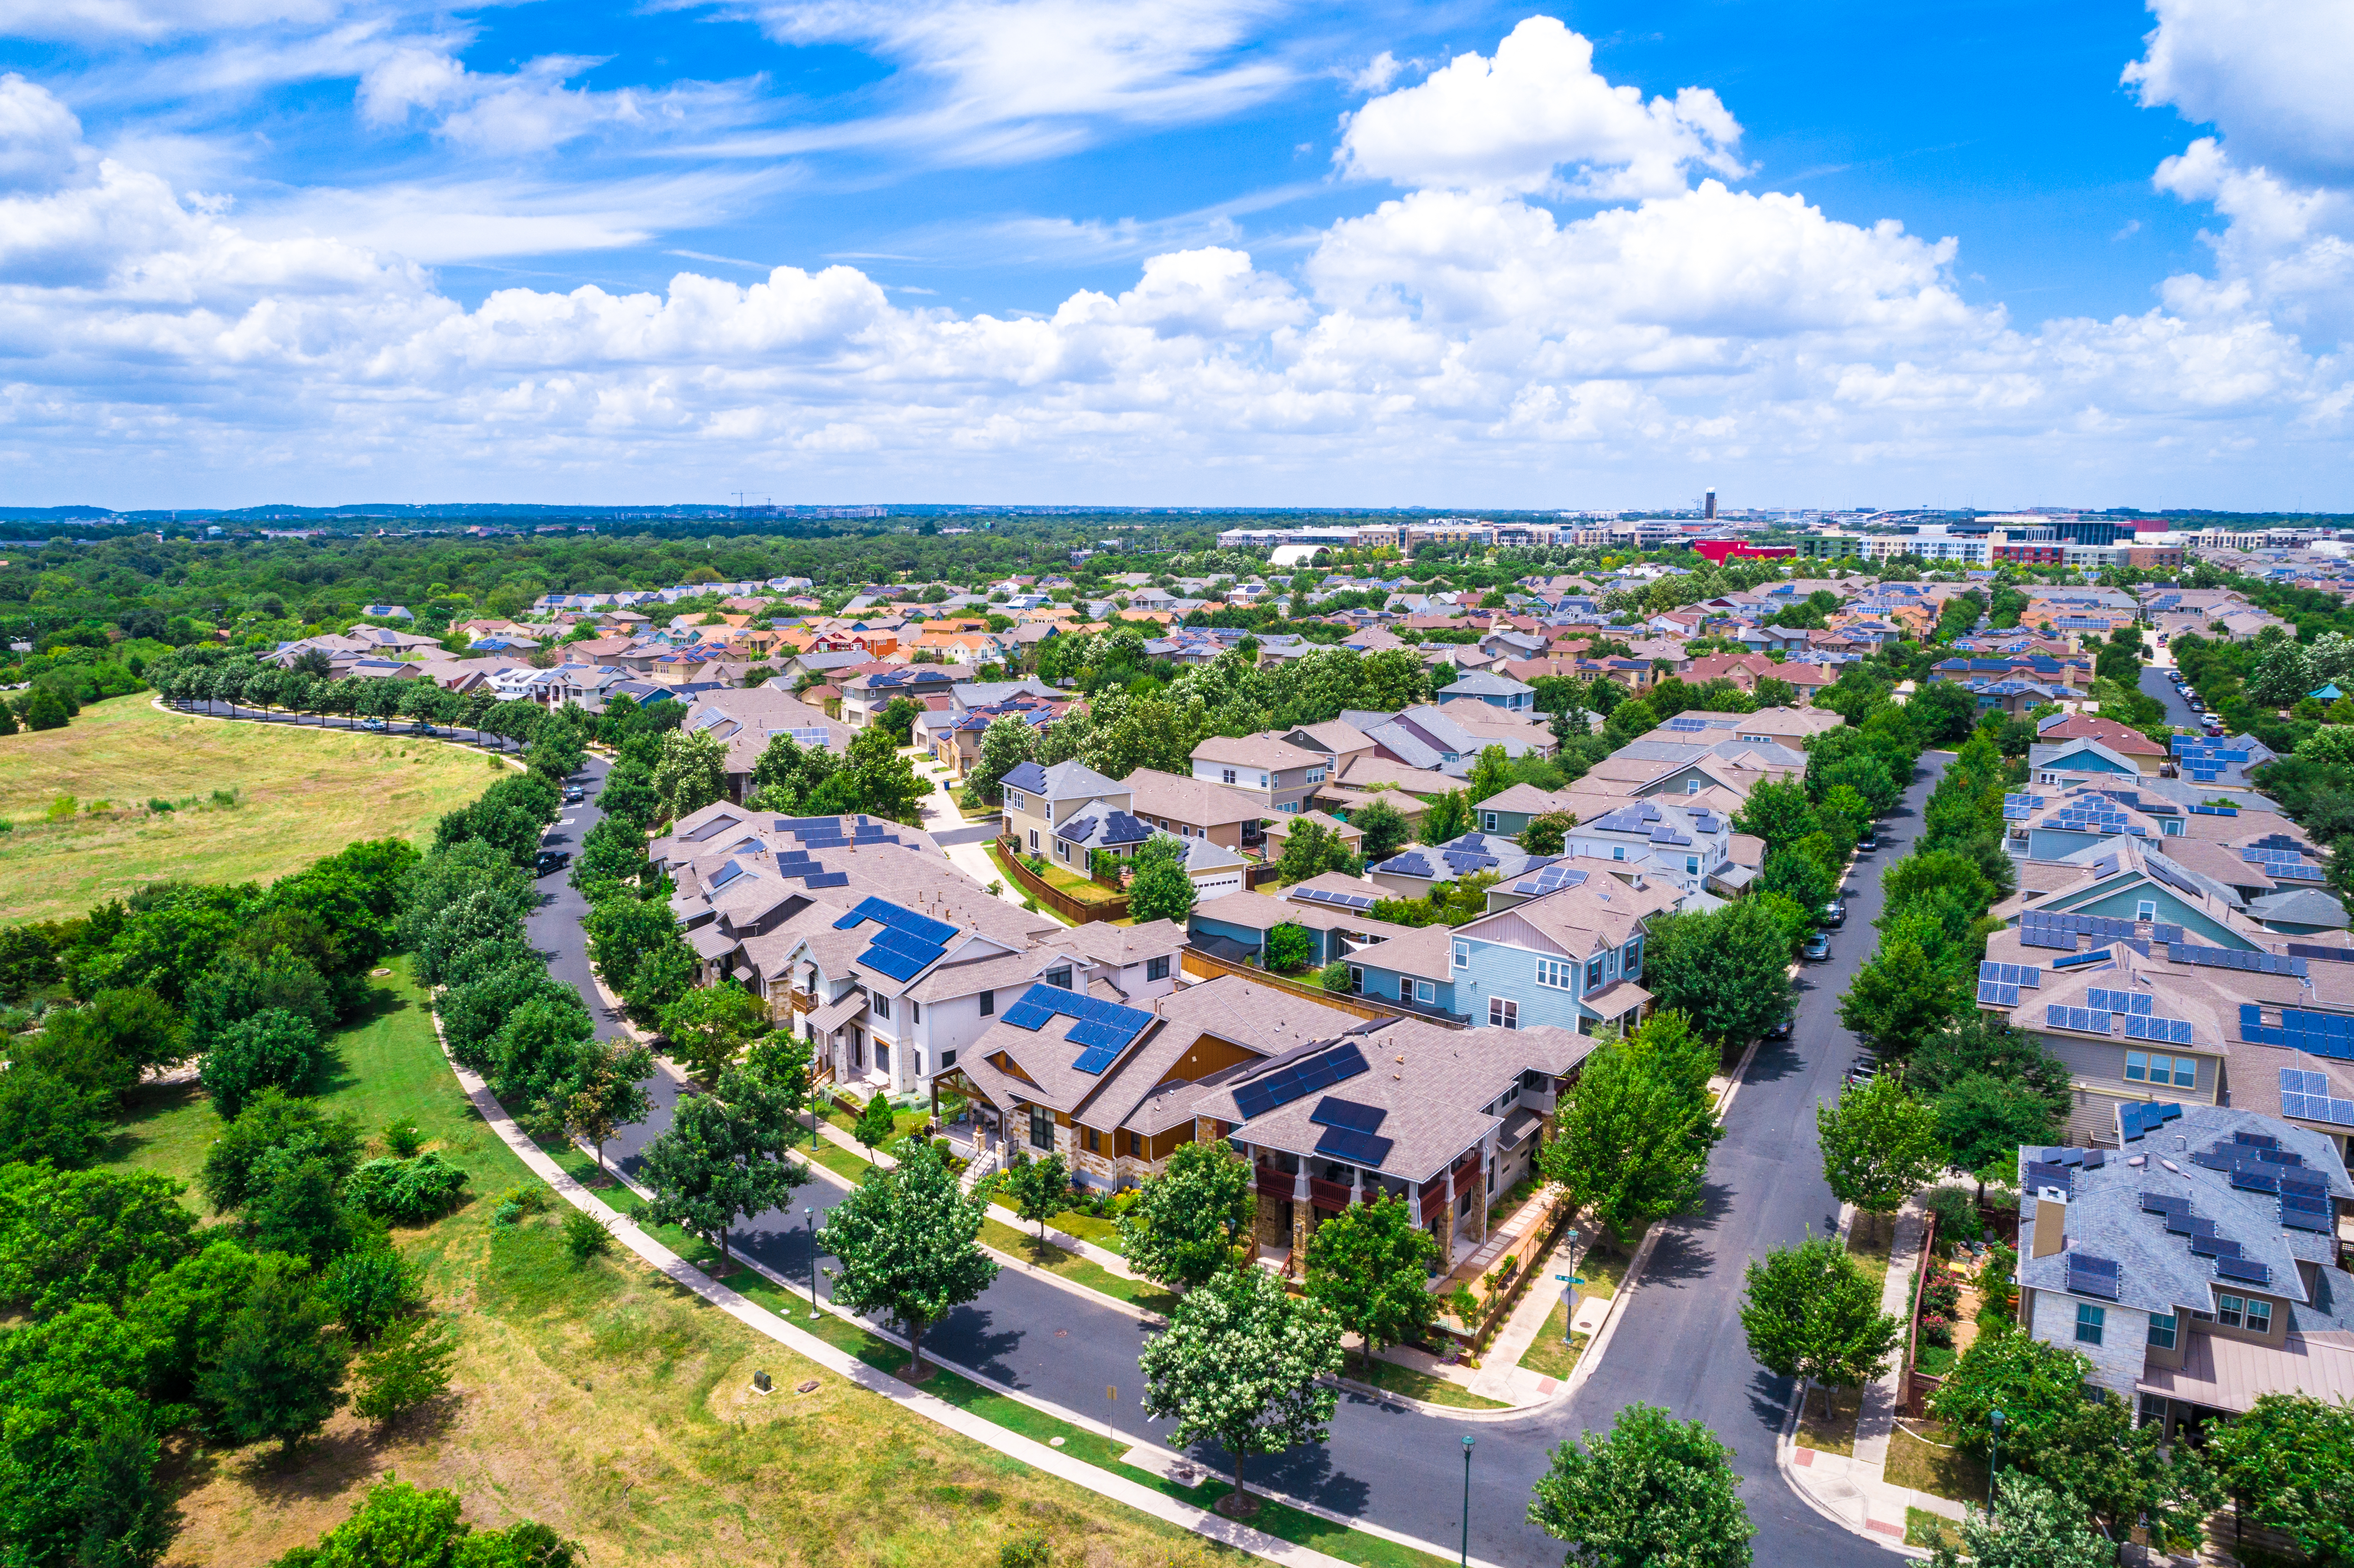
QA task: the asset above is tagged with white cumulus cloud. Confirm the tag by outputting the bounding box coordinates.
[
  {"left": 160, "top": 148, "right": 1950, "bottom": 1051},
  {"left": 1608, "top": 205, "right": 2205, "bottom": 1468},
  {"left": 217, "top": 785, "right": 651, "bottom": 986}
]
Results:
[{"left": 1335, "top": 17, "right": 1744, "bottom": 199}]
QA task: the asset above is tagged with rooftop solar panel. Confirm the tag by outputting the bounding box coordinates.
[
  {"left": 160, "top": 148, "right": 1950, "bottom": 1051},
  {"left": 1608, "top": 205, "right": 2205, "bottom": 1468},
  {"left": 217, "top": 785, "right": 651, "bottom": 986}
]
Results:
[
  {"left": 1310, "top": 1097, "right": 1388, "bottom": 1135},
  {"left": 2140, "top": 1191, "right": 2191, "bottom": 1215},
  {"left": 2066, "top": 1254, "right": 2120, "bottom": 1301},
  {"left": 1979, "top": 982, "right": 2020, "bottom": 1007},
  {"left": 2280, "top": 1188, "right": 2331, "bottom": 1214},
  {"left": 2230, "top": 1165, "right": 2283, "bottom": 1194},
  {"left": 1000, "top": 1001, "right": 1055, "bottom": 1031},
  {"left": 858, "top": 943, "right": 933, "bottom": 983},
  {"left": 871, "top": 925, "right": 944, "bottom": 961},
  {"left": 2234, "top": 1131, "right": 2281, "bottom": 1148},
  {"left": 1314, "top": 1125, "right": 1395, "bottom": 1166},
  {"left": 2215, "top": 1256, "right": 2272, "bottom": 1287},
  {"left": 2188, "top": 1232, "right": 2241, "bottom": 1259},
  {"left": 2281, "top": 1205, "right": 2332, "bottom": 1233},
  {"left": 1072, "top": 1043, "right": 1123, "bottom": 1074}
]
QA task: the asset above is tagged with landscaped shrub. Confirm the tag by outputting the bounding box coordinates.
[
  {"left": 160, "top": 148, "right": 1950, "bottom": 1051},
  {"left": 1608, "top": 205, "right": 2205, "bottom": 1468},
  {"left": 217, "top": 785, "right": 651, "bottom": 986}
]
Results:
[{"left": 346, "top": 1151, "right": 471, "bottom": 1224}]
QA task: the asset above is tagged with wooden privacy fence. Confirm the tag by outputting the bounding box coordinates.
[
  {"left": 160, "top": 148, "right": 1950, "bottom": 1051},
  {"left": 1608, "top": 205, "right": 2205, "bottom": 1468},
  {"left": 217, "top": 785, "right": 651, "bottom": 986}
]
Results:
[{"left": 995, "top": 836, "right": 1129, "bottom": 924}]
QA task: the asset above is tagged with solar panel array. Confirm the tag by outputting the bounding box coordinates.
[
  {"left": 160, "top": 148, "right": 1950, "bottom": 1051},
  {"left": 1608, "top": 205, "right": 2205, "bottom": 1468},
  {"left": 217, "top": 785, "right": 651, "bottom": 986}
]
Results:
[
  {"left": 1665, "top": 716, "right": 1710, "bottom": 733},
  {"left": 2046, "top": 1005, "right": 2114, "bottom": 1034},
  {"left": 2065, "top": 1253, "right": 2120, "bottom": 1301},
  {"left": 2217, "top": 1255, "right": 2274, "bottom": 1286},
  {"left": 994, "top": 983, "right": 1156, "bottom": 1073},
  {"left": 1231, "top": 1041, "right": 1371, "bottom": 1121},
  {"left": 2239, "top": 1004, "right": 2354, "bottom": 1060},
  {"left": 832, "top": 896, "right": 959, "bottom": 981},
  {"left": 1292, "top": 886, "right": 1377, "bottom": 912},
  {"left": 1511, "top": 865, "right": 1591, "bottom": 897},
  {"left": 2021, "top": 911, "right": 2144, "bottom": 952},
  {"left": 2174, "top": 944, "right": 2307, "bottom": 977},
  {"left": 2243, "top": 846, "right": 2326, "bottom": 882},
  {"left": 2024, "top": 1158, "right": 2076, "bottom": 1196},
  {"left": 1978, "top": 981, "right": 2020, "bottom": 1008},
  {"left": 2052, "top": 948, "right": 2115, "bottom": 971},
  {"left": 1979, "top": 961, "right": 2043, "bottom": 988},
  {"left": 2187, "top": 802, "right": 2239, "bottom": 816},
  {"left": 2124, "top": 1014, "right": 2197, "bottom": 1045},
  {"left": 1309, "top": 1096, "right": 1394, "bottom": 1166},
  {"left": 2286, "top": 942, "right": 2354, "bottom": 964},
  {"left": 2089, "top": 987, "right": 2155, "bottom": 1015},
  {"left": 2118, "top": 1100, "right": 2183, "bottom": 1141},
  {"left": 787, "top": 726, "right": 832, "bottom": 748},
  {"left": 2002, "top": 792, "right": 2047, "bottom": 821},
  {"left": 2280, "top": 1067, "right": 2354, "bottom": 1127}
]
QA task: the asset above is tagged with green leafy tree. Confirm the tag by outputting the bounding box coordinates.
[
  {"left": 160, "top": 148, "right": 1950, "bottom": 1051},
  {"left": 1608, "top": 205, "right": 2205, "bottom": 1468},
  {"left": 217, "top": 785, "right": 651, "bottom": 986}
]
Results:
[
  {"left": 1417, "top": 789, "right": 1471, "bottom": 844},
  {"left": 196, "top": 1254, "right": 350, "bottom": 1451},
  {"left": 1759, "top": 847, "right": 1837, "bottom": 913},
  {"left": 1115, "top": 1139, "right": 1256, "bottom": 1291},
  {"left": 1932, "top": 1073, "right": 2062, "bottom": 1177},
  {"left": 350, "top": 1313, "right": 460, "bottom": 1430},
  {"left": 1838, "top": 938, "right": 1956, "bottom": 1057},
  {"left": 835, "top": 724, "right": 929, "bottom": 824},
  {"left": 1538, "top": 1022, "right": 1718, "bottom": 1245},
  {"left": 1641, "top": 901, "right": 1796, "bottom": 1044},
  {"left": 2206, "top": 1394, "right": 2354, "bottom": 1568},
  {"left": 1907, "top": 679, "right": 1980, "bottom": 746},
  {"left": 1928, "top": 1331, "right": 2093, "bottom": 1461},
  {"left": 1466, "top": 745, "right": 1514, "bottom": 805},
  {"left": 1816, "top": 1073, "right": 1947, "bottom": 1220},
  {"left": 247, "top": 1148, "right": 362, "bottom": 1266},
  {"left": 1263, "top": 922, "right": 1313, "bottom": 972},
  {"left": 1928, "top": 1473, "right": 2113, "bottom": 1568},
  {"left": 640, "top": 1078, "right": 809, "bottom": 1264},
  {"left": 1002, "top": 1151, "right": 1070, "bottom": 1239},
  {"left": 651, "top": 727, "right": 728, "bottom": 824},
  {"left": 874, "top": 695, "right": 923, "bottom": 744},
  {"left": 818, "top": 1143, "right": 997, "bottom": 1377},
  {"left": 1518, "top": 810, "right": 1575, "bottom": 857},
  {"left": 540, "top": 1039, "right": 656, "bottom": 1173},
  {"left": 321, "top": 1241, "right": 425, "bottom": 1345},
  {"left": 1138, "top": 1263, "right": 1342, "bottom": 1506},
  {"left": 1732, "top": 778, "right": 1822, "bottom": 850},
  {"left": 1738, "top": 1235, "right": 1904, "bottom": 1419},
  {"left": 0, "top": 1065, "right": 109, "bottom": 1169},
  {"left": 1303, "top": 1194, "right": 1441, "bottom": 1377},
  {"left": 969, "top": 715, "right": 1040, "bottom": 805},
  {"left": 0, "top": 1166, "right": 199, "bottom": 1316},
  {"left": 199, "top": 1008, "right": 326, "bottom": 1119},
  {"left": 658, "top": 984, "right": 769, "bottom": 1083},
  {"left": 1126, "top": 834, "right": 1198, "bottom": 926},
  {"left": 1527, "top": 1403, "right": 1754, "bottom": 1568},
  {"left": 1349, "top": 798, "right": 1412, "bottom": 862},
  {"left": 1276, "top": 819, "right": 1357, "bottom": 884},
  {"left": 272, "top": 1477, "right": 580, "bottom": 1568}
]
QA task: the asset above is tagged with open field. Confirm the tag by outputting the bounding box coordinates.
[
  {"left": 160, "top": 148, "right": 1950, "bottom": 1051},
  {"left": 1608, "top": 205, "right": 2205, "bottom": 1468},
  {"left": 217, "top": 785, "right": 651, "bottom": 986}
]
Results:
[
  {"left": 0, "top": 696, "right": 499, "bottom": 923},
  {"left": 110, "top": 960, "right": 1250, "bottom": 1568}
]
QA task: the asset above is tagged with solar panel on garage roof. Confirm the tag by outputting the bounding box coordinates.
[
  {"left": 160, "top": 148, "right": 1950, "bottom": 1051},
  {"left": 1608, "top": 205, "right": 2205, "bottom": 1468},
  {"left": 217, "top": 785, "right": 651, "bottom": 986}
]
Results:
[{"left": 2281, "top": 1204, "right": 2332, "bottom": 1233}]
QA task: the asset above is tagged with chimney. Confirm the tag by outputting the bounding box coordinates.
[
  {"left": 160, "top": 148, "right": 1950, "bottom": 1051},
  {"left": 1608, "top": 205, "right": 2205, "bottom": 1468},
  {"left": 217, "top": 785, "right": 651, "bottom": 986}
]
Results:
[{"left": 2030, "top": 1187, "right": 2069, "bottom": 1259}]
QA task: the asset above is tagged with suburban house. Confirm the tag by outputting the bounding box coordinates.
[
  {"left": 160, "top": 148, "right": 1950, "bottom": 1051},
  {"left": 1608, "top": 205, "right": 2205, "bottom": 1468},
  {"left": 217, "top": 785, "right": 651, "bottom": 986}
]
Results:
[
  {"left": 840, "top": 666, "right": 963, "bottom": 727},
  {"left": 1122, "top": 767, "right": 1267, "bottom": 848},
  {"left": 941, "top": 974, "right": 1599, "bottom": 1270},
  {"left": 1000, "top": 760, "right": 1130, "bottom": 862},
  {"left": 1262, "top": 809, "right": 1363, "bottom": 860},
  {"left": 2014, "top": 1105, "right": 2353, "bottom": 1433},
  {"left": 678, "top": 687, "right": 852, "bottom": 802},
  {"left": 1346, "top": 871, "right": 1678, "bottom": 1036},
  {"left": 1279, "top": 720, "right": 1379, "bottom": 777},
  {"left": 1366, "top": 831, "right": 1562, "bottom": 900},
  {"left": 1438, "top": 671, "right": 1537, "bottom": 711},
  {"left": 1187, "top": 884, "right": 1414, "bottom": 970},
  {"left": 1191, "top": 734, "right": 1327, "bottom": 817}
]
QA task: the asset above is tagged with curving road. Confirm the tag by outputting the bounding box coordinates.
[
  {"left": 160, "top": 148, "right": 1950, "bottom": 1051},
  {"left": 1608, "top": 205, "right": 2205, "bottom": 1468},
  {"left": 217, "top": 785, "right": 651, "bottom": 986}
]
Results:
[{"left": 524, "top": 751, "right": 1948, "bottom": 1566}]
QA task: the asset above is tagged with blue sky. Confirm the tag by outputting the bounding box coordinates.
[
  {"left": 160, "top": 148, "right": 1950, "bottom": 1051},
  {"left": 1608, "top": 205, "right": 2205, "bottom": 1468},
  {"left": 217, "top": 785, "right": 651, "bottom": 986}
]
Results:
[{"left": 0, "top": 0, "right": 2348, "bottom": 508}]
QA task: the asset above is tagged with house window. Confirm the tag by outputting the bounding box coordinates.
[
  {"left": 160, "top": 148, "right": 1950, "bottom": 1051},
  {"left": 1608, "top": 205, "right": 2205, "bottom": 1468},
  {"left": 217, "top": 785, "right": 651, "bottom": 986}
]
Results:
[
  {"left": 1416, "top": 980, "right": 1436, "bottom": 1004},
  {"left": 1483, "top": 812, "right": 1499, "bottom": 832},
  {"left": 2137, "top": 899, "right": 2157, "bottom": 921},
  {"left": 1685, "top": 856, "right": 1700, "bottom": 877},
  {"left": 1029, "top": 828, "right": 1039, "bottom": 850},
  {"left": 1222, "top": 768, "right": 1237, "bottom": 785},
  {"left": 1536, "top": 958, "right": 1572, "bottom": 989},
  {"left": 1684, "top": 779, "right": 1700, "bottom": 795},
  {"left": 875, "top": 1042, "right": 891, "bottom": 1072},
  {"left": 1046, "top": 967, "right": 1072, "bottom": 990},
  {"left": 871, "top": 993, "right": 891, "bottom": 1021},
  {"left": 1585, "top": 957, "right": 1604, "bottom": 992},
  {"left": 1029, "top": 1106, "right": 1055, "bottom": 1150},
  {"left": 2075, "top": 1303, "right": 2105, "bottom": 1345},
  {"left": 979, "top": 989, "right": 995, "bottom": 1016},
  {"left": 1058, "top": 839, "right": 1072, "bottom": 862},
  {"left": 1280, "top": 802, "right": 1299, "bottom": 813},
  {"left": 908, "top": 1000, "right": 921, "bottom": 1023},
  {"left": 1086, "top": 1128, "right": 1101, "bottom": 1154},
  {"left": 2245, "top": 1298, "right": 2273, "bottom": 1332},
  {"left": 1308, "top": 767, "right": 1327, "bottom": 784},
  {"left": 1624, "top": 938, "right": 1642, "bottom": 977},
  {"left": 1612, "top": 845, "right": 1625, "bottom": 861},
  {"left": 1490, "top": 998, "right": 1519, "bottom": 1029},
  {"left": 2216, "top": 1294, "right": 2271, "bottom": 1332},
  {"left": 1146, "top": 955, "right": 1170, "bottom": 981},
  {"left": 1453, "top": 940, "right": 1470, "bottom": 969},
  {"left": 2147, "top": 1312, "right": 2177, "bottom": 1350},
  {"left": 940, "top": 1051, "right": 956, "bottom": 1070},
  {"left": 1006, "top": 789, "right": 1024, "bottom": 811},
  {"left": 1347, "top": 965, "right": 1364, "bottom": 994},
  {"left": 1258, "top": 773, "right": 1270, "bottom": 788}
]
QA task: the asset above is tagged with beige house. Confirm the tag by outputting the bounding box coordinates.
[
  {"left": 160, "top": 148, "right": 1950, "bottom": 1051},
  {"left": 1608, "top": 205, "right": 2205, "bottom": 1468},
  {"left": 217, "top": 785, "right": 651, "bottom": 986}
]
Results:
[
  {"left": 1191, "top": 734, "right": 1328, "bottom": 817},
  {"left": 1122, "top": 767, "right": 1265, "bottom": 849},
  {"left": 999, "top": 759, "right": 1129, "bottom": 860}
]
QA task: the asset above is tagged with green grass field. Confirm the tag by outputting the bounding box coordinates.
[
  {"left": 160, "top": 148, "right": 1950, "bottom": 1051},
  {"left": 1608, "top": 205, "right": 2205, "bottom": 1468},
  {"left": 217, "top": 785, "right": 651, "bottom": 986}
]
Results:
[{"left": 0, "top": 695, "right": 497, "bottom": 924}]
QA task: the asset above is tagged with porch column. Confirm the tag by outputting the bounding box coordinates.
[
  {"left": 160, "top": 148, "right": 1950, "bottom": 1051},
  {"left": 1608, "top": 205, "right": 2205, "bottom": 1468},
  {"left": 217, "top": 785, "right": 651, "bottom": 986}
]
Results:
[
  {"left": 1440, "top": 1167, "right": 1458, "bottom": 1271},
  {"left": 1292, "top": 1160, "right": 1311, "bottom": 1259},
  {"left": 1350, "top": 1166, "right": 1363, "bottom": 1206},
  {"left": 1476, "top": 1142, "right": 1491, "bottom": 1242}
]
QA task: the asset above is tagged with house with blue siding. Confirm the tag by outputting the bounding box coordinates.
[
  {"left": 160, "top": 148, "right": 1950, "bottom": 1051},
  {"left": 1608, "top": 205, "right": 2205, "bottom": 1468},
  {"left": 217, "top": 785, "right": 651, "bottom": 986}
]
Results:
[
  {"left": 2008, "top": 782, "right": 2190, "bottom": 861},
  {"left": 1347, "top": 873, "right": 1680, "bottom": 1036}
]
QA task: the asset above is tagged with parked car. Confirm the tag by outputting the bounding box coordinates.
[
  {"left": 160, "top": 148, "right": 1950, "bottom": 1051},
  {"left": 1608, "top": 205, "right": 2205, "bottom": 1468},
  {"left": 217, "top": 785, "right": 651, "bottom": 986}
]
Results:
[
  {"left": 534, "top": 849, "right": 570, "bottom": 876},
  {"left": 1855, "top": 831, "right": 1878, "bottom": 854},
  {"left": 360, "top": 717, "right": 388, "bottom": 732},
  {"left": 563, "top": 785, "right": 586, "bottom": 803},
  {"left": 1846, "top": 1055, "right": 1880, "bottom": 1087},
  {"left": 1802, "top": 931, "right": 1832, "bottom": 961},
  {"left": 1764, "top": 1014, "right": 1794, "bottom": 1040},
  {"left": 1821, "top": 902, "right": 1848, "bottom": 928}
]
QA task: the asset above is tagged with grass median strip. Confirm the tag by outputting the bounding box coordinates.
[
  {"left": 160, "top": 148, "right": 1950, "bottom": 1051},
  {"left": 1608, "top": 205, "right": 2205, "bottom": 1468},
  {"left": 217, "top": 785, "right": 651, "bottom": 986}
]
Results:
[{"left": 1349, "top": 1357, "right": 1510, "bottom": 1412}]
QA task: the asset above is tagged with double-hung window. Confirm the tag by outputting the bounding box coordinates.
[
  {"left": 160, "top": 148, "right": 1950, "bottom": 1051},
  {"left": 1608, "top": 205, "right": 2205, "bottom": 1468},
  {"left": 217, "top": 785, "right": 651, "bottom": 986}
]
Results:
[
  {"left": 2127, "top": 1052, "right": 2197, "bottom": 1088},
  {"left": 1585, "top": 957, "right": 1605, "bottom": 992},
  {"left": 2147, "top": 1312, "right": 2177, "bottom": 1350},
  {"left": 871, "top": 993, "right": 891, "bottom": 1021},
  {"left": 1028, "top": 1106, "right": 1055, "bottom": 1151},
  {"left": 2216, "top": 1294, "right": 2272, "bottom": 1333},
  {"left": 1146, "top": 955, "right": 1170, "bottom": 982},
  {"left": 1046, "top": 967, "right": 1073, "bottom": 990},
  {"left": 2075, "top": 1303, "right": 2105, "bottom": 1345},
  {"left": 1489, "top": 998, "right": 1519, "bottom": 1029},
  {"left": 1453, "top": 941, "right": 1470, "bottom": 970},
  {"left": 1535, "top": 958, "right": 1573, "bottom": 989}
]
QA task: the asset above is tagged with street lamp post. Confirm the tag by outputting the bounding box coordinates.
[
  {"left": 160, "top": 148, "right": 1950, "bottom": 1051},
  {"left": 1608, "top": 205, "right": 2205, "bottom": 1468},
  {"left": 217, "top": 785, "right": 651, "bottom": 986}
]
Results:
[
  {"left": 1460, "top": 1435, "right": 1474, "bottom": 1567},
  {"left": 805, "top": 1206, "right": 820, "bottom": 1319},
  {"left": 1988, "top": 1408, "right": 2006, "bottom": 1514}
]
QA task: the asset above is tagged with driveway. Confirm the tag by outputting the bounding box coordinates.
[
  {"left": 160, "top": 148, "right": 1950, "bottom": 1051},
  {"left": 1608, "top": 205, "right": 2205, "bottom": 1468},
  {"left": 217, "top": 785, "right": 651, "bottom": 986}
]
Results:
[{"left": 527, "top": 758, "right": 1944, "bottom": 1566}]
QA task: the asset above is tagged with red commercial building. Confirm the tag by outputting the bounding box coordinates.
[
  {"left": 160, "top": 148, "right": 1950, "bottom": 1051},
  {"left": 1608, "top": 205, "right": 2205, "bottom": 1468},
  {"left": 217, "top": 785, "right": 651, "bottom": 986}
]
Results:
[{"left": 1689, "top": 540, "right": 1797, "bottom": 566}]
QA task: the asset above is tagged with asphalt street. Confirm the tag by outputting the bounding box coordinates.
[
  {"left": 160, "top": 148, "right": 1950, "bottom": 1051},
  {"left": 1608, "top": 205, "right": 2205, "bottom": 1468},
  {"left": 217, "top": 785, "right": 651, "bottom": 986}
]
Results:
[
  {"left": 2140, "top": 660, "right": 2205, "bottom": 733},
  {"left": 540, "top": 750, "right": 1948, "bottom": 1566}
]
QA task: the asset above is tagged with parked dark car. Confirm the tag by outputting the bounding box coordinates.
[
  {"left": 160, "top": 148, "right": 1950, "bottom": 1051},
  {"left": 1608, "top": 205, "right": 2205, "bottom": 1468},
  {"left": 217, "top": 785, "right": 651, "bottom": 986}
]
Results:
[
  {"left": 1764, "top": 1014, "right": 1794, "bottom": 1040},
  {"left": 1855, "top": 831, "right": 1878, "bottom": 854},
  {"left": 1821, "top": 902, "right": 1848, "bottom": 928},
  {"left": 534, "top": 849, "right": 570, "bottom": 876}
]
